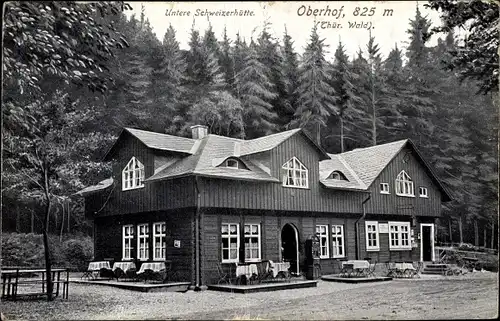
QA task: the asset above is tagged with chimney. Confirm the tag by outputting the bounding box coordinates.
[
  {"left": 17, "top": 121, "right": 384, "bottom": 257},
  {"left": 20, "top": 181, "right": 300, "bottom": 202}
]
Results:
[{"left": 190, "top": 125, "right": 208, "bottom": 139}]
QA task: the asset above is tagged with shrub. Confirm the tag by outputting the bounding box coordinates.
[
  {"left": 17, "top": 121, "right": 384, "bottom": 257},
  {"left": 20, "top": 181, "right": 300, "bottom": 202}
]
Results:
[
  {"left": 62, "top": 237, "right": 93, "bottom": 271},
  {"left": 1, "top": 232, "right": 93, "bottom": 270}
]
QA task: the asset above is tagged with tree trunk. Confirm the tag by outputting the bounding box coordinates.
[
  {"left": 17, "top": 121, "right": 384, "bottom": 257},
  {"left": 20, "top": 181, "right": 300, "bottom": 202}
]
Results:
[
  {"left": 474, "top": 220, "right": 479, "bottom": 246},
  {"left": 448, "top": 218, "right": 452, "bottom": 243},
  {"left": 483, "top": 226, "right": 487, "bottom": 248},
  {"left": 60, "top": 201, "right": 65, "bottom": 242},
  {"left": 15, "top": 202, "right": 20, "bottom": 233},
  {"left": 340, "top": 118, "right": 344, "bottom": 153},
  {"left": 492, "top": 223, "right": 495, "bottom": 249},
  {"left": 43, "top": 167, "right": 54, "bottom": 301},
  {"left": 316, "top": 122, "right": 321, "bottom": 147},
  {"left": 458, "top": 215, "right": 463, "bottom": 244},
  {"left": 67, "top": 201, "right": 70, "bottom": 234},
  {"left": 31, "top": 207, "right": 34, "bottom": 234},
  {"left": 371, "top": 75, "right": 376, "bottom": 146}
]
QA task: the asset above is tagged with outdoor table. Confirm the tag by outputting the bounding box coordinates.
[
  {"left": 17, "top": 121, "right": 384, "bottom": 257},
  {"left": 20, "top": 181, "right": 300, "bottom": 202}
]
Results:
[
  {"left": 137, "top": 262, "right": 166, "bottom": 274},
  {"left": 88, "top": 261, "right": 111, "bottom": 271},
  {"left": 112, "top": 262, "right": 136, "bottom": 272},
  {"left": 342, "top": 260, "right": 370, "bottom": 277},
  {"left": 235, "top": 263, "right": 258, "bottom": 279},
  {"left": 387, "top": 262, "right": 415, "bottom": 278},
  {"left": 269, "top": 261, "right": 291, "bottom": 278}
]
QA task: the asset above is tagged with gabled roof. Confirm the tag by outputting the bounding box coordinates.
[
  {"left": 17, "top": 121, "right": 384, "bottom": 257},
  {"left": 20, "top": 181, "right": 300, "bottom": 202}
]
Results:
[
  {"left": 103, "top": 128, "right": 197, "bottom": 160},
  {"left": 240, "top": 129, "right": 330, "bottom": 160},
  {"left": 340, "top": 140, "right": 408, "bottom": 187},
  {"left": 319, "top": 139, "right": 452, "bottom": 201}
]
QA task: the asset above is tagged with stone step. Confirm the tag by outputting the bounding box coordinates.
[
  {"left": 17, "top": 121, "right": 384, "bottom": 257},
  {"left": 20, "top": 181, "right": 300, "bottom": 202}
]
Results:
[
  {"left": 421, "top": 270, "right": 445, "bottom": 275},
  {"left": 424, "top": 266, "right": 448, "bottom": 271},
  {"left": 426, "top": 263, "right": 448, "bottom": 268}
]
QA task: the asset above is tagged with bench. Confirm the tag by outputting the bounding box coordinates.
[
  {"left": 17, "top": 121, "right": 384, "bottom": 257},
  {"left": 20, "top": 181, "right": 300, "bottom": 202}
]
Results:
[{"left": 1, "top": 268, "right": 69, "bottom": 301}]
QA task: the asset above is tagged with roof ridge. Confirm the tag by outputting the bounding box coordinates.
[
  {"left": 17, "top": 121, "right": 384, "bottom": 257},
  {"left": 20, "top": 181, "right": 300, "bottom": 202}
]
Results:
[
  {"left": 244, "top": 128, "right": 301, "bottom": 143},
  {"left": 336, "top": 155, "right": 367, "bottom": 189},
  {"left": 341, "top": 139, "right": 408, "bottom": 155},
  {"left": 125, "top": 127, "right": 196, "bottom": 142}
]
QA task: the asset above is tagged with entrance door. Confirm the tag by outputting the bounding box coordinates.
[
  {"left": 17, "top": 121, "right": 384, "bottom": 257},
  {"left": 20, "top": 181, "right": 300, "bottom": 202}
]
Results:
[
  {"left": 281, "top": 224, "right": 299, "bottom": 274},
  {"left": 420, "top": 224, "right": 434, "bottom": 261}
]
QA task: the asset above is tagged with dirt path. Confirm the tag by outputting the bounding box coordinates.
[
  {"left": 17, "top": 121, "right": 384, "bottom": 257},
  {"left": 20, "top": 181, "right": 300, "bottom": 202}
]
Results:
[{"left": 2, "top": 273, "right": 498, "bottom": 320}]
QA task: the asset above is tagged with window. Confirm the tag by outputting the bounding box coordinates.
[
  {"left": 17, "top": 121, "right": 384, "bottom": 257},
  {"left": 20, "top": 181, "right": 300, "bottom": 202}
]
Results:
[
  {"left": 316, "top": 225, "right": 329, "bottom": 258},
  {"left": 330, "top": 171, "right": 347, "bottom": 180},
  {"left": 221, "top": 223, "right": 239, "bottom": 263},
  {"left": 395, "top": 170, "right": 414, "bottom": 196},
  {"left": 153, "top": 222, "right": 166, "bottom": 261},
  {"left": 380, "top": 183, "right": 390, "bottom": 194},
  {"left": 137, "top": 223, "right": 149, "bottom": 260},
  {"left": 389, "top": 222, "right": 411, "bottom": 250},
  {"left": 122, "top": 157, "right": 145, "bottom": 191},
  {"left": 244, "top": 224, "right": 261, "bottom": 262},
  {"left": 225, "top": 159, "right": 239, "bottom": 168},
  {"left": 282, "top": 157, "right": 309, "bottom": 188},
  {"left": 331, "top": 225, "right": 345, "bottom": 258},
  {"left": 122, "top": 225, "right": 134, "bottom": 260},
  {"left": 419, "top": 187, "right": 428, "bottom": 198},
  {"left": 365, "top": 221, "right": 380, "bottom": 251}
]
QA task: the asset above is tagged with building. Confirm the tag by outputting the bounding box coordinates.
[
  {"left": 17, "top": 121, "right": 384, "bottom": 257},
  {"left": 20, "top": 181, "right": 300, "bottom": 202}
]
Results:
[{"left": 79, "top": 125, "right": 451, "bottom": 288}]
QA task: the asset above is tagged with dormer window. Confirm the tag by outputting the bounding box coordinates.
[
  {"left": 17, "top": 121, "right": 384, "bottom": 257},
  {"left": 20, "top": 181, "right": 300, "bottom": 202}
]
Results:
[
  {"left": 395, "top": 170, "right": 414, "bottom": 197},
  {"left": 220, "top": 157, "right": 248, "bottom": 170},
  {"left": 122, "top": 157, "right": 145, "bottom": 191},
  {"left": 226, "top": 159, "right": 239, "bottom": 168},
  {"left": 329, "top": 171, "right": 348, "bottom": 180},
  {"left": 282, "top": 157, "right": 308, "bottom": 188}
]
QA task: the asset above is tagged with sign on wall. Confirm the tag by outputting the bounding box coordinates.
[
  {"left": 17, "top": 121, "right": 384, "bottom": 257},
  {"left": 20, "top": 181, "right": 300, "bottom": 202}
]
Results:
[
  {"left": 378, "top": 223, "right": 389, "bottom": 233},
  {"left": 174, "top": 240, "right": 181, "bottom": 248}
]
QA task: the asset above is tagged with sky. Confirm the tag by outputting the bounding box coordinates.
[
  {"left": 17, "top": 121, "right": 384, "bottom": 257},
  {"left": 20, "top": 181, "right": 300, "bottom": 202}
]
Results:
[{"left": 124, "top": 1, "right": 445, "bottom": 60}]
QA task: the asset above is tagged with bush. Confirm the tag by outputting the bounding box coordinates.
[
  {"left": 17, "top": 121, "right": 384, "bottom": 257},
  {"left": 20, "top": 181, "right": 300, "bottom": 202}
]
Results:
[
  {"left": 62, "top": 237, "right": 93, "bottom": 271},
  {"left": 1, "top": 232, "right": 93, "bottom": 270}
]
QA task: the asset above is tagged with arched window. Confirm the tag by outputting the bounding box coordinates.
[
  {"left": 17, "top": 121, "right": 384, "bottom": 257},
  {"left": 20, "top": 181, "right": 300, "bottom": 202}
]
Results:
[
  {"left": 282, "top": 157, "right": 308, "bottom": 188},
  {"left": 122, "top": 157, "right": 145, "bottom": 190},
  {"left": 225, "top": 159, "right": 239, "bottom": 168},
  {"left": 329, "top": 171, "right": 348, "bottom": 180},
  {"left": 395, "top": 170, "right": 414, "bottom": 196}
]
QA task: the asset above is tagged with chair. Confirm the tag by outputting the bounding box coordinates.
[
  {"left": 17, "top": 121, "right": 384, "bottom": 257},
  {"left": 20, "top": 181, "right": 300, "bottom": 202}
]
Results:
[
  {"left": 216, "top": 263, "right": 231, "bottom": 285},
  {"left": 367, "top": 261, "right": 377, "bottom": 277},
  {"left": 139, "top": 269, "right": 155, "bottom": 283},
  {"left": 125, "top": 267, "right": 138, "bottom": 281},
  {"left": 98, "top": 267, "right": 114, "bottom": 280},
  {"left": 256, "top": 261, "right": 273, "bottom": 283},
  {"left": 113, "top": 267, "right": 125, "bottom": 281}
]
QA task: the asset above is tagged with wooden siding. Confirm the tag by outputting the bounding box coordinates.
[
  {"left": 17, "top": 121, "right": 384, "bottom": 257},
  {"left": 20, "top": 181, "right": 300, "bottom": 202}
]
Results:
[
  {"left": 366, "top": 146, "right": 442, "bottom": 217},
  {"left": 85, "top": 132, "right": 195, "bottom": 218},
  {"left": 94, "top": 209, "right": 194, "bottom": 282},
  {"left": 200, "top": 208, "right": 361, "bottom": 284},
  {"left": 198, "top": 134, "right": 365, "bottom": 213},
  {"left": 358, "top": 215, "right": 434, "bottom": 263}
]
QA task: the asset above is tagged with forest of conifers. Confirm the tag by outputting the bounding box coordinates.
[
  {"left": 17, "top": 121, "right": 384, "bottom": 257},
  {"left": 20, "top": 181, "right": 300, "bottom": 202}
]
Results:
[{"left": 2, "top": 2, "right": 498, "bottom": 249}]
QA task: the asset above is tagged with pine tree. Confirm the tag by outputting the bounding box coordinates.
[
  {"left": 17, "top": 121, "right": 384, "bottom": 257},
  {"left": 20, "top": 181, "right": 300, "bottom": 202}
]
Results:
[
  {"left": 185, "top": 24, "right": 226, "bottom": 102},
  {"left": 235, "top": 41, "right": 278, "bottom": 138},
  {"left": 150, "top": 24, "right": 187, "bottom": 133},
  {"left": 218, "top": 26, "right": 235, "bottom": 91},
  {"left": 402, "top": 6, "right": 438, "bottom": 148},
  {"left": 294, "top": 25, "right": 336, "bottom": 145},
  {"left": 281, "top": 26, "right": 300, "bottom": 129},
  {"left": 378, "top": 44, "right": 407, "bottom": 143},
  {"left": 329, "top": 39, "right": 362, "bottom": 152},
  {"left": 256, "top": 22, "right": 286, "bottom": 132}
]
